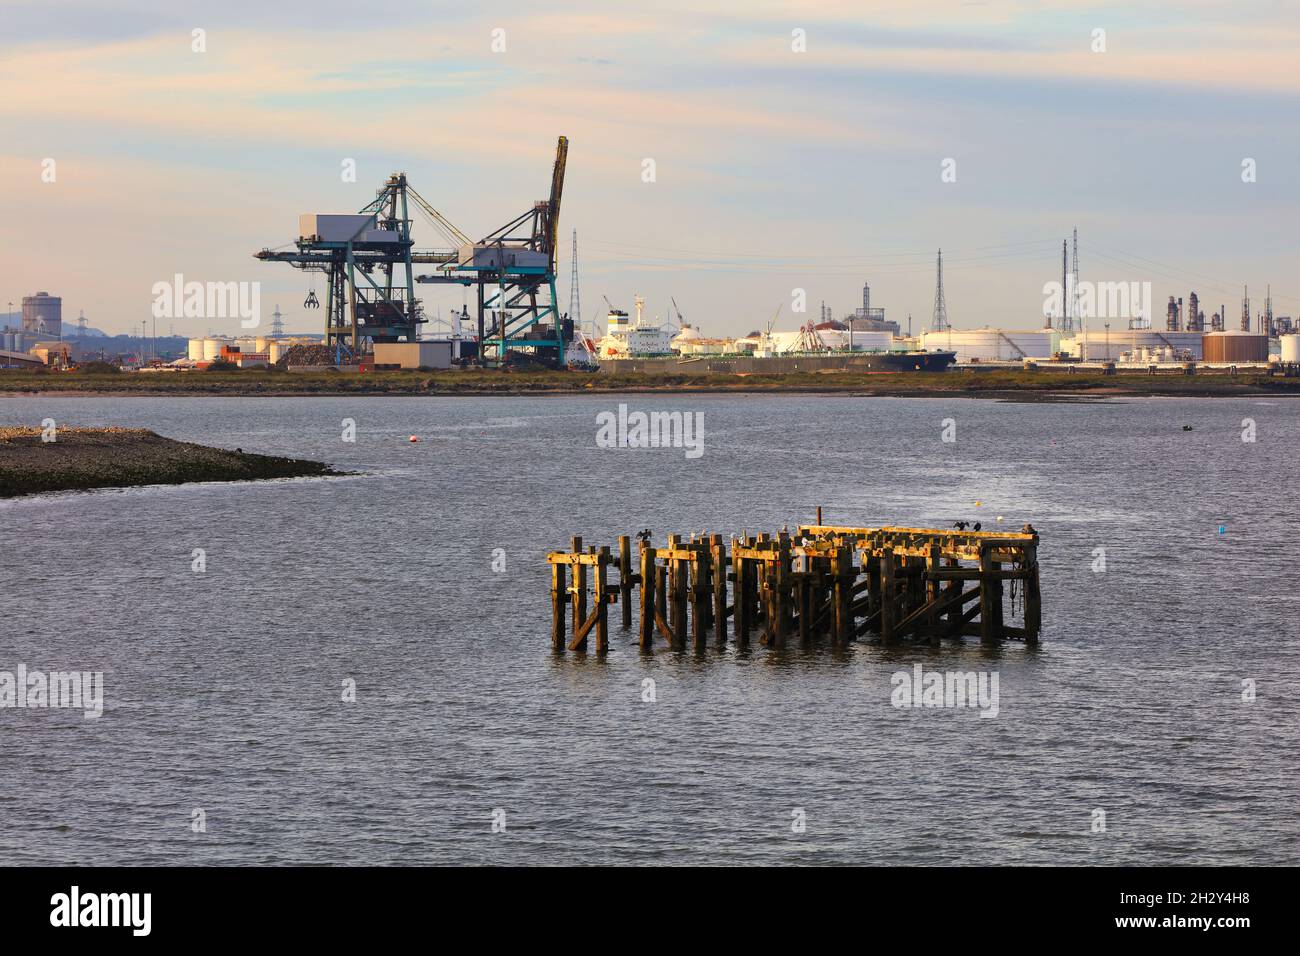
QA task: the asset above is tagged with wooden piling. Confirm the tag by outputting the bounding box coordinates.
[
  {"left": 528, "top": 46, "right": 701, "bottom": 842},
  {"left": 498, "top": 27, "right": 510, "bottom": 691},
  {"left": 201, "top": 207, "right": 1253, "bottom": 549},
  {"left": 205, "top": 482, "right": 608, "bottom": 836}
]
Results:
[
  {"left": 618, "top": 535, "right": 633, "bottom": 629},
  {"left": 944, "top": 557, "right": 962, "bottom": 637},
  {"left": 867, "top": 554, "right": 881, "bottom": 617},
  {"left": 1023, "top": 541, "right": 1041, "bottom": 645},
  {"left": 979, "top": 542, "right": 996, "bottom": 646},
  {"left": 551, "top": 560, "right": 566, "bottom": 650},
  {"left": 655, "top": 564, "right": 667, "bottom": 621},
  {"left": 669, "top": 534, "right": 687, "bottom": 650},
  {"left": 990, "top": 557, "right": 1005, "bottom": 642},
  {"left": 594, "top": 546, "right": 610, "bottom": 653},
  {"left": 551, "top": 524, "right": 1044, "bottom": 654},
  {"left": 829, "top": 545, "right": 847, "bottom": 644},
  {"left": 638, "top": 539, "right": 655, "bottom": 649},
  {"left": 925, "top": 544, "right": 941, "bottom": 645},
  {"left": 690, "top": 542, "right": 708, "bottom": 650},
  {"left": 772, "top": 533, "right": 791, "bottom": 646},
  {"left": 572, "top": 536, "right": 587, "bottom": 648},
  {"left": 712, "top": 535, "right": 728, "bottom": 647},
  {"left": 732, "top": 536, "right": 750, "bottom": 646},
  {"left": 880, "top": 548, "right": 896, "bottom": 645}
]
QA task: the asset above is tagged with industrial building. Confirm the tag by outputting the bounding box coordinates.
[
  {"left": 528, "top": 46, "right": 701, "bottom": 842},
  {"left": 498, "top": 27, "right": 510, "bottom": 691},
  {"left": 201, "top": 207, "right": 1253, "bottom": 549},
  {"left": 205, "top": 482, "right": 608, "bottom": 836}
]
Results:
[
  {"left": 21, "top": 292, "right": 61, "bottom": 337},
  {"left": 842, "top": 283, "right": 900, "bottom": 335},
  {"left": 186, "top": 336, "right": 321, "bottom": 365},
  {"left": 372, "top": 341, "right": 452, "bottom": 370}
]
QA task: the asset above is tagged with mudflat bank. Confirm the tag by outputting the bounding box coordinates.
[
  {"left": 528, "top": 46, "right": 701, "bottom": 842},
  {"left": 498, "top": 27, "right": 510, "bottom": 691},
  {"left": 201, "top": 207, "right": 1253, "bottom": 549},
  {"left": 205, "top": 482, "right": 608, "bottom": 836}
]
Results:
[{"left": 0, "top": 427, "right": 341, "bottom": 498}]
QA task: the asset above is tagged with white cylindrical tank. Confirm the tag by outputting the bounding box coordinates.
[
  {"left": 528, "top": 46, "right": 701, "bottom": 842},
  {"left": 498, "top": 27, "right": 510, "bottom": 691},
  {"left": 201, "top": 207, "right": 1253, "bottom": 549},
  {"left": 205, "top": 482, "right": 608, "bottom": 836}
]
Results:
[
  {"left": 920, "top": 328, "right": 1054, "bottom": 363},
  {"left": 1063, "top": 329, "right": 1203, "bottom": 360},
  {"left": 187, "top": 338, "right": 205, "bottom": 361},
  {"left": 1281, "top": 334, "right": 1300, "bottom": 363},
  {"left": 202, "top": 338, "right": 224, "bottom": 361},
  {"left": 848, "top": 330, "right": 893, "bottom": 352},
  {"left": 817, "top": 329, "right": 892, "bottom": 352}
]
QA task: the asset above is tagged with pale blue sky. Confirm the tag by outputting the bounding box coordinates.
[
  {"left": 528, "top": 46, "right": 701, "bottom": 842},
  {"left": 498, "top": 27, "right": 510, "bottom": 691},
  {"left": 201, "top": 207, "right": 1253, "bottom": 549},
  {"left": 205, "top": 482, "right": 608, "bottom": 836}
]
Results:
[{"left": 3, "top": 0, "right": 1298, "bottom": 336}]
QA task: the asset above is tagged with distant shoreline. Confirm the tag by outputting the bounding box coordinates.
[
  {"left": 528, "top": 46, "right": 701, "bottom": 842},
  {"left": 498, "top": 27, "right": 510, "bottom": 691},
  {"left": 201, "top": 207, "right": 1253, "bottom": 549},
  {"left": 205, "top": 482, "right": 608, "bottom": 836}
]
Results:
[{"left": 1, "top": 368, "right": 1297, "bottom": 401}]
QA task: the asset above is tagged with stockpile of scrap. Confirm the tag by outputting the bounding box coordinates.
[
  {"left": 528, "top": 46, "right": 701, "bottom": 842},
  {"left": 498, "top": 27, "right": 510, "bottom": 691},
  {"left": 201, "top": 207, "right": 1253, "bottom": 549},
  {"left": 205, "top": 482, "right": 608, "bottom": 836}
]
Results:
[
  {"left": 278, "top": 343, "right": 354, "bottom": 368},
  {"left": 547, "top": 524, "right": 1042, "bottom": 653}
]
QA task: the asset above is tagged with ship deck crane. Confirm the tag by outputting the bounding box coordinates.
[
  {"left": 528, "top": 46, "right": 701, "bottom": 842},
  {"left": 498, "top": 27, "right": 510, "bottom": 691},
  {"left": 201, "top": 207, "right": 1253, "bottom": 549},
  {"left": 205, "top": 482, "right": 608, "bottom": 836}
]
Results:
[{"left": 671, "top": 296, "right": 688, "bottom": 331}]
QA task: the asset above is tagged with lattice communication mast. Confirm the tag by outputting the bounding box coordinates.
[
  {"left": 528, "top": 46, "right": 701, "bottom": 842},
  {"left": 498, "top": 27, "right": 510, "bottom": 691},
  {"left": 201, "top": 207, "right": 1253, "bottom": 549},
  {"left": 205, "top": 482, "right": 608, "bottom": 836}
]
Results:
[{"left": 930, "top": 249, "right": 949, "bottom": 332}]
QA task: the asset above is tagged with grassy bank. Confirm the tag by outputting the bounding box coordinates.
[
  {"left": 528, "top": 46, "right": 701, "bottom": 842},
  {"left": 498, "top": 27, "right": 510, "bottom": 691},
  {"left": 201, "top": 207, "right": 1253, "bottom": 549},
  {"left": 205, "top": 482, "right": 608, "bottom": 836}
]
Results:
[
  {"left": 0, "top": 427, "right": 341, "bottom": 498},
  {"left": 1, "top": 367, "right": 1298, "bottom": 399}
]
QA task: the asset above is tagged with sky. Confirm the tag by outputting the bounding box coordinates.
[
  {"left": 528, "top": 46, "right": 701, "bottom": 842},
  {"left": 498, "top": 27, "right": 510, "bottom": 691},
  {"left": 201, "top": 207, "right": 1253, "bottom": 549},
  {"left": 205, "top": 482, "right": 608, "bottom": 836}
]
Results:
[{"left": 2, "top": 0, "right": 1299, "bottom": 337}]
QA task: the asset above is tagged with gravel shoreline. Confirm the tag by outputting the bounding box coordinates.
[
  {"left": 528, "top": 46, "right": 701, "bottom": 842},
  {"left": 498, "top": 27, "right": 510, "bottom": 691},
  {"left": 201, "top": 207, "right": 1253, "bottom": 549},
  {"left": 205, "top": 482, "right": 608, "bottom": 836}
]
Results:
[{"left": 0, "top": 427, "right": 341, "bottom": 498}]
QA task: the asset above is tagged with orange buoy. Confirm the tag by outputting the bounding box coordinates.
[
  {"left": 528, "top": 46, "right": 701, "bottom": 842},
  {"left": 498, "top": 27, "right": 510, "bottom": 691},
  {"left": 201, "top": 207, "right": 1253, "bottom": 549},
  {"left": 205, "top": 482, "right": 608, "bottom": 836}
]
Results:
[{"left": 409, "top": 436, "right": 419, "bottom": 443}]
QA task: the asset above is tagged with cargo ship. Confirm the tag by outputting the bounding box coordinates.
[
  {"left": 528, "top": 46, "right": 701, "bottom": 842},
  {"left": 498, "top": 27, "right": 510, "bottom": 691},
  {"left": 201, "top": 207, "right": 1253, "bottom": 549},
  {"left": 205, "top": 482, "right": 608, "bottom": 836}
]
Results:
[
  {"left": 597, "top": 350, "right": 956, "bottom": 374},
  {"left": 590, "top": 304, "right": 956, "bottom": 373}
]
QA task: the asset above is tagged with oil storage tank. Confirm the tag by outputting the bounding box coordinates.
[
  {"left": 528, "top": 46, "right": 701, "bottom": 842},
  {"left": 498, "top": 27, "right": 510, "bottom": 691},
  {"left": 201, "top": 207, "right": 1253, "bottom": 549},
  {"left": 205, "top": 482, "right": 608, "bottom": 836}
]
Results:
[
  {"left": 1062, "top": 329, "right": 1204, "bottom": 360},
  {"left": 1203, "top": 330, "right": 1269, "bottom": 363},
  {"left": 1280, "top": 334, "right": 1300, "bottom": 363},
  {"left": 920, "top": 328, "right": 1054, "bottom": 363},
  {"left": 815, "top": 329, "right": 893, "bottom": 352}
]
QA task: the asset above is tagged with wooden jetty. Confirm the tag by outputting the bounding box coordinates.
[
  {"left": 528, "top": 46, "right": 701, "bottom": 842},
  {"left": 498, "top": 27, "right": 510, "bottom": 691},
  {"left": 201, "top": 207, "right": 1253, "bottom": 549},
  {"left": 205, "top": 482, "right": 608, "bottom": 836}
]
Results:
[{"left": 547, "top": 521, "right": 1042, "bottom": 653}]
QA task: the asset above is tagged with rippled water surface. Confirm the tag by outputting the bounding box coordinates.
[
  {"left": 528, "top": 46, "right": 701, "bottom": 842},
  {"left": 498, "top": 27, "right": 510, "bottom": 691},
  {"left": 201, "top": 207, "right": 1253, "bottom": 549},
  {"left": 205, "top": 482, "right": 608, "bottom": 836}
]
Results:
[{"left": 1, "top": 393, "right": 1297, "bottom": 865}]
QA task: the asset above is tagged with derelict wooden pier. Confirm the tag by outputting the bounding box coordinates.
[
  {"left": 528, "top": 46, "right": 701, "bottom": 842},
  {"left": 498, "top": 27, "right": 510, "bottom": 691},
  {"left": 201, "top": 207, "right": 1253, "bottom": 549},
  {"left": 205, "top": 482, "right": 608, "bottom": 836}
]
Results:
[{"left": 547, "top": 522, "right": 1042, "bottom": 653}]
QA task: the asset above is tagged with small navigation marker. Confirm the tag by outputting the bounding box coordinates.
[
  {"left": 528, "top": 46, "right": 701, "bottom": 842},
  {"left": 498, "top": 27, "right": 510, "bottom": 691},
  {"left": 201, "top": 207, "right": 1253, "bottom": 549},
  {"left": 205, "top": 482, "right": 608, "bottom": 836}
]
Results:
[
  {"left": 1218, "top": 525, "right": 1227, "bottom": 535},
  {"left": 409, "top": 435, "right": 419, "bottom": 443}
]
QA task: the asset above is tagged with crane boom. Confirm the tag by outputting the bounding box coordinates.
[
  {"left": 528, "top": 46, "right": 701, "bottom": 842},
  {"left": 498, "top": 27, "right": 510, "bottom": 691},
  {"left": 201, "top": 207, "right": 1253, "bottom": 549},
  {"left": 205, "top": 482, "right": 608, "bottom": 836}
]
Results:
[{"left": 545, "top": 136, "right": 569, "bottom": 272}]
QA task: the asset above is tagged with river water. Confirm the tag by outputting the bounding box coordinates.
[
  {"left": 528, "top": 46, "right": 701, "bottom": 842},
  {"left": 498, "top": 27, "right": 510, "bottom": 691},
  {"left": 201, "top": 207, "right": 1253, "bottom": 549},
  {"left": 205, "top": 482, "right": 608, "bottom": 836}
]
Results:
[{"left": 1, "top": 393, "right": 1296, "bottom": 865}]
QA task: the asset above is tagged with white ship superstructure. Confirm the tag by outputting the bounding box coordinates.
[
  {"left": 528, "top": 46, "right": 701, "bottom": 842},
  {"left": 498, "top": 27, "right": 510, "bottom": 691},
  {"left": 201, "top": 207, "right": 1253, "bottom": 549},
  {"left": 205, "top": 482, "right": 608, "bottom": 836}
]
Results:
[{"left": 598, "top": 296, "right": 673, "bottom": 358}]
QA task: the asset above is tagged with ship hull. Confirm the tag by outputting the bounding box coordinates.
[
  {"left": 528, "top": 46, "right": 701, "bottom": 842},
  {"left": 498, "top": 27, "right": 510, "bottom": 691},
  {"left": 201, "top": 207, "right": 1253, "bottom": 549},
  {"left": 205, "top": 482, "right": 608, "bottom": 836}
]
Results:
[{"left": 597, "top": 351, "right": 956, "bottom": 374}]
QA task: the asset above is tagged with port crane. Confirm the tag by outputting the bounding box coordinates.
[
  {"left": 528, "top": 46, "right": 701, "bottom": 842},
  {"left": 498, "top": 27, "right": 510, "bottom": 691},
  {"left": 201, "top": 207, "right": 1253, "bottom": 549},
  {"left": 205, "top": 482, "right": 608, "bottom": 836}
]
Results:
[
  {"left": 415, "top": 136, "right": 569, "bottom": 366},
  {"left": 255, "top": 137, "right": 569, "bottom": 365},
  {"left": 255, "top": 173, "right": 463, "bottom": 352}
]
